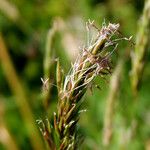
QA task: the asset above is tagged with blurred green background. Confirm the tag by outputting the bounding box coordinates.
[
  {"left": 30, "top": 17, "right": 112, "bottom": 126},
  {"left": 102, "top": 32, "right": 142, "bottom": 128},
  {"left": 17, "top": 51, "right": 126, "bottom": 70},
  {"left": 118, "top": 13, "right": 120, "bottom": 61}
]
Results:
[{"left": 0, "top": 0, "right": 150, "bottom": 149}]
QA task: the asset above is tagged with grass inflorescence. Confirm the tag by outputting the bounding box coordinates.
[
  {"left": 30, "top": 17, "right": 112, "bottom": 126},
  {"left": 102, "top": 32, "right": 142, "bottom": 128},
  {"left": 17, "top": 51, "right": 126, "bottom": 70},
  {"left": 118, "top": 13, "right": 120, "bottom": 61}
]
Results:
[{"left": 38, "top": 20, "right": 130, "bottom": 149}]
